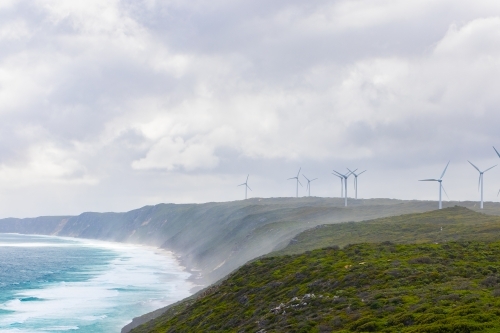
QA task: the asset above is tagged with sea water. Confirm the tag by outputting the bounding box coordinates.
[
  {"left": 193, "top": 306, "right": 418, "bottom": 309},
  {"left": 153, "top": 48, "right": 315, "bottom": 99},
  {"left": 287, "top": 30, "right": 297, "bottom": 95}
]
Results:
[{"left": 0, "top": 233, "right": 192, "bottom": 333}]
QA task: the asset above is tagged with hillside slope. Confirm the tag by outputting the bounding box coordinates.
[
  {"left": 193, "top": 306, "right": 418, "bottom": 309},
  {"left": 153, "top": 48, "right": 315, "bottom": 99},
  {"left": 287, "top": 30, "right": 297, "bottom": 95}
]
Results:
[
  {"left": 129, "top": 206, "right": 500, "bottom": 333},
  {"left": 0, "top": 197, "right": 476, "bottom": 286},
  {"left": 3, "top": 199, "right": 500, "bottom": 332},
  {"left": 276, "top": 206, "right": 500, "bottom": 256},
  {"left": 131, "top": 240, "right": 500, "bottom": 333}
]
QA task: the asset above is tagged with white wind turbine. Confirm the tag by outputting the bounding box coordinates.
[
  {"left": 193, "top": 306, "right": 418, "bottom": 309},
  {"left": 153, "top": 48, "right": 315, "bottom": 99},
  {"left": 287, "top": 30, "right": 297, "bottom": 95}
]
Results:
[
  {"left": 347, "top": 168, "right": 366, "bottom": 199},
  {"left": 238, "top": 174, "right": 251, "bottom": 200},
  {"left": 332, "top": 173, "right": 344, "bottom": 198},
  {"left": 419, "top": 161, "right": 450, "bottom": 209},
  {"left": 303, "top": 175, "right": 318, "bottom": 197},
  {"left": 288, "top": 168, "right": 302, "bottom": 198},
  {"left": 333, "top": 169, "right": 355, "bottom": 206},
  {"left": 468, "top": 161, "right": 497, "bottom": 209}
]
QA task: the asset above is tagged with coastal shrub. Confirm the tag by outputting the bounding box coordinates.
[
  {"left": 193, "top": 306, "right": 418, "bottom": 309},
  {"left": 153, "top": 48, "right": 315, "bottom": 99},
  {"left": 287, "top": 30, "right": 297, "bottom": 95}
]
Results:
[{"left": 131, "top": 240, "right": 500, "bottom": 333}]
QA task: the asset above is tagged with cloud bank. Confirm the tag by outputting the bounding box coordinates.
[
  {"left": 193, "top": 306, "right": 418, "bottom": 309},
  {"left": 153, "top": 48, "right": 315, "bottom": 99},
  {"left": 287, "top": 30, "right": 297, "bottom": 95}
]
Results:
[{"left": 1, "top": 0, "right": 500, "bottom": 216}]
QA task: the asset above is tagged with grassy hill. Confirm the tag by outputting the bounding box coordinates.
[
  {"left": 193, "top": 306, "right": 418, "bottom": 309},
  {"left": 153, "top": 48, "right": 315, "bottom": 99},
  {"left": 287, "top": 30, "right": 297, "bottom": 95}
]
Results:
[
  {"left": 130, "top": 206, "right": 500, "bottom": 333},
  {"left": 275, "top": 206, "right": 500, "bottom": 256},
  {"left": 131, "top": 240, "right": 500, "bottom": 332}
]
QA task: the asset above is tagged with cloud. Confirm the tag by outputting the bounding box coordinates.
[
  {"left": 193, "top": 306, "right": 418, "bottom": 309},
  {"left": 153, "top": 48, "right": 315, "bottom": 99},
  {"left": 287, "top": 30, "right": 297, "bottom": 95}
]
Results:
[
  {"left": 132, "top": 136, "right": 219, "bottom": 171},
  {"left": 1, "top": 1, "right": 500, "bottom": 216}
]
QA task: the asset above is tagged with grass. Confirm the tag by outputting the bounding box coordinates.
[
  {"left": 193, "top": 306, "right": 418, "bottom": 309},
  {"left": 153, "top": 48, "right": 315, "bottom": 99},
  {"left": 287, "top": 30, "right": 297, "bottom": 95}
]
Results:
[
  {"left": 132, "top": 240, "right": 500, "bottom": 332},
  {"left": 274, "top": 206, "right": 500, "bottom": 256},
  {"left": 130, "top": 206, "right": 500, "bottom": 333}
]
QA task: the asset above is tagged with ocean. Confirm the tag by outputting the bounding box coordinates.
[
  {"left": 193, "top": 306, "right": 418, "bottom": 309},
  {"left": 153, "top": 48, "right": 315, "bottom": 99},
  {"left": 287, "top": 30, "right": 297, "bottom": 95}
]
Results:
[{"left": 0, "top": 233, "right": 192, "bottom": 333}]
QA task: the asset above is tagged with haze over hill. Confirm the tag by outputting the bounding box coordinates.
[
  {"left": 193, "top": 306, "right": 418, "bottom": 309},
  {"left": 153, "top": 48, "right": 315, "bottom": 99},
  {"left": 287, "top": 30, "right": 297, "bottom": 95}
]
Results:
[
  {"left": 2, "top": 198, "right": 500, "bottom": 287},
  {"left": 2, "top": 198, "right": 500, "bottom": 332},
  {"left": 129, "top": 206, "right": 500, "bottom": 333}
]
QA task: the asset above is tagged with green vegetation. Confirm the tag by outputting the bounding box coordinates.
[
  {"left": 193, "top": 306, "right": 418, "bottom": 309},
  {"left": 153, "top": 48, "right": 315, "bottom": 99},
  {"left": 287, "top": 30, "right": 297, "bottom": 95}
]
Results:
[
  {"left": 276, "top": 206, "right": 500, "bottom": 256},
  {"left": 131, "top": 206, "right": 500, "bottom": 333},
  {"left": 6, "top": 201, "right": 500, "bottom": 332},
  {"left": 132, "top": 240, "right": 500, "bottom": 332}
]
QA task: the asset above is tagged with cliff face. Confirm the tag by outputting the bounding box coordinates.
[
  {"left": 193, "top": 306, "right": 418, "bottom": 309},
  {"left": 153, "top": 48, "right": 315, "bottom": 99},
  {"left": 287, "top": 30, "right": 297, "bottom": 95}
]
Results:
[{"left": 1, "top": 198, "right": 497, "bottom": 287}]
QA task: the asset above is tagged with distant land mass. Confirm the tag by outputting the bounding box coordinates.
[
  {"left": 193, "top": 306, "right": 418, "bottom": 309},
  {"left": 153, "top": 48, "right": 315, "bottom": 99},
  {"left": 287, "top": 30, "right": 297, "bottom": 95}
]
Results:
[{"left": 1, "top": 198, "right": 500, "bottom": 332}]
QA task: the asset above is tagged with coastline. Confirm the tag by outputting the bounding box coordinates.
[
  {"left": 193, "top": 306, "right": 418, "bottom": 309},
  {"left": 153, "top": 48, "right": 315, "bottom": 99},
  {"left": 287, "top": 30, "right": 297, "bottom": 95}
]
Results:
[
  {"left": 44, "top": 235, "right": 203, "bottom": 331},
  {"left": 1, "top": 198, "right": 483, "bottom": 333},
  {"left": 0, "top": 233, "right": 196, "bottom": 333}
]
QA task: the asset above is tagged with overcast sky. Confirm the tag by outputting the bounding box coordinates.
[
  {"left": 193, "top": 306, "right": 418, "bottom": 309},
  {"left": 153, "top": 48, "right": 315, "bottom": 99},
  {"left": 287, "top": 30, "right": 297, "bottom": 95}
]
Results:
[{"left": 2, "top": 0, "right": 500, "bottom": 217}]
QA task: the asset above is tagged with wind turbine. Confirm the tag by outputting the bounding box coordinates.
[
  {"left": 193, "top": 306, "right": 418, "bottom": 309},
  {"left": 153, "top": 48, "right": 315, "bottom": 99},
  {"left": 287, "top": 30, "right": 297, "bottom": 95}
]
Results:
[
  {"left": 419, "top": 161, "right": 450, "bottom": 209},
  {"left": 333, "top": 169, "right": 355, "bottom": 206},
  {"left": 238, "top": 174, "right": 251, "bottom": 200},
  {"left": 303, "top": 175, "right": 318, "bottom": 197},
  {"left": 347, "top": 168, "right": 366, "bottom": 199},
  {"left": 288, "top": 168, "right": 302, "bottom": 198},
  {"left": 332, "top": 173, "right": 344, "bottom": 197},
  {"left": 468, "top": 161, "right": 497, "bottom": 209}
]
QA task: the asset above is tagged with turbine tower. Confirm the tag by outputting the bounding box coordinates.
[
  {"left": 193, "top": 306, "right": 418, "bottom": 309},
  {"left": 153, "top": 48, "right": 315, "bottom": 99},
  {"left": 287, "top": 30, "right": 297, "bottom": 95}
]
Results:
[
  {"left": 332, "top": 173, "right": 344, "bottom": 197},
  {"left": 303, "top": 175, "right": 318, "bottom": 197},
  {"left": 333, "top": 169, "right": 355, "bottom": 206},
  {"left": 347, "top": 168, "right": 366, "bottom": 199},
  {"left": 468, "top": 161, "right": 496, "bottom": 209},
  {"left": 419, "top": 161, "right": 450, "bottom": 209},
  {"left": 237, "top": 174, "right": 251, "bottom": 200},
  {"left": 288, "top": 168, "right": 302, "bottom": 198}
]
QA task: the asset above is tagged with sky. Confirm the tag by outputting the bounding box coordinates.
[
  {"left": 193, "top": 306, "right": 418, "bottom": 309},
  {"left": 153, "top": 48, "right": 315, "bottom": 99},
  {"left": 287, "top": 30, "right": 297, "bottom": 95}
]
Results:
[{"left": 2, "top": 0, "right": 500, "bottom": 217}]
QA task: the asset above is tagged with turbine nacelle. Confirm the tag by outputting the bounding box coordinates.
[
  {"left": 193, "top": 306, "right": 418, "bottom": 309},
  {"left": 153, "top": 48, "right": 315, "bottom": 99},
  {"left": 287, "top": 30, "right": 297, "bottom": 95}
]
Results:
[
  {"left": 288, "top": 168, "right": 302, "bottom": 197},
  {"left": 303, "top": 175, "right": 317, "bottom": 197},
  {"left": 237, "top": 174, "right": 251, "bottom": 199},
  {"left": 419, "top": 161, "right": 450, "bottom": 209},
  {"left": 468, "top": 161, "right": 496, "bottom": 209}
]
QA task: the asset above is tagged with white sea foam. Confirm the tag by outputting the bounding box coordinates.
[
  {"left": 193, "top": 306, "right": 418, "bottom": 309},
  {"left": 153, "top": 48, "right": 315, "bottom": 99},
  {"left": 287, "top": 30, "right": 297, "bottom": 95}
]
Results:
[
  {"left": 40, "top": 326, "right": 79, "bottom": 331},
  {"left": 0, "top": 235, "right": 193, "bottom": 333},
  {"left": 0, "top": 243, "right": 79, "bottom": 247}
]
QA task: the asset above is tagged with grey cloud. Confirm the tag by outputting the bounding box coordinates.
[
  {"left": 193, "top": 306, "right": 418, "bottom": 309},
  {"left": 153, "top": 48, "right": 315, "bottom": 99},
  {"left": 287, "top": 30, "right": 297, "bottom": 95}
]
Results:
[{"left": 1, "top": 1, "right": 500, "bottom": 216}]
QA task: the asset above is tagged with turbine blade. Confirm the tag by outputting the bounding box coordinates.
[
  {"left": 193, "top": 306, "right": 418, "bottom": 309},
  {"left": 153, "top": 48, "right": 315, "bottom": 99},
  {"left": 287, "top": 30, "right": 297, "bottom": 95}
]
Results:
[
  {"left": 441, "top": 184, "right": 450, "bottom": 199},
  {"left": 494, "top": 146, "right": 500, "bottom": 158},
  {"left": 419, "top": 179, "right": 438, "bottom": 181},
  {"left": 468, "top": 160, "right": 481, "bottom": 172},
  {"left": 346, "top": 168, "right": 355, "bottom": 175},
  {"left": 297, "top": 167, "right": 301, "bottom": 177},
  {"left": 303, "top": 175, "right": 310, "bottom": 182},
  {"left": 439, "top": 161, "right": 450, "bottom": 180},
  {"left": 332, "top": 169, "right": 343, "bottom": 176},
  {"left": 358, "top": 170, "right": 366, "bottom": 176},
  {"left": 298, "top": 179, "right": 303, "bottom": 186},
  {"left": 238, "top": 183, "right": 245, "bottom": 186},
  {"left": 247, "top": 185, "right": 252, "bottom": 191},
  {"left": 311, "top": 178, "right": 318, "bottom": 181},
  {"left": 484, "top": 164, "right": 497, "bottom": 173},
  {"left": 287, "top": 177, "right": 296, "bottom": 180},
  {"left": 346, "top": 168, "right": 357, "bottom": 177},
  {"left": 246, "top": 174, "right": 249, "bottom": 182}
]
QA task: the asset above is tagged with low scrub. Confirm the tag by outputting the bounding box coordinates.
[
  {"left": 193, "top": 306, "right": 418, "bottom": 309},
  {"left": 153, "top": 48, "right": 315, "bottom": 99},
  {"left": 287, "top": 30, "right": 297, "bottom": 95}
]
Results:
[{"left": 132, "top": 240, "right": 500, "bottom": 333}]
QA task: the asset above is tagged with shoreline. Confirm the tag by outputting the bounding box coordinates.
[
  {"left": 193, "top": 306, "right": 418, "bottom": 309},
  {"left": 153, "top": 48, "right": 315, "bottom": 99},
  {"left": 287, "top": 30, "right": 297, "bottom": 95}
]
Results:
[{"left": 0, "top": 233, "right": 197, "bottom": 333}]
